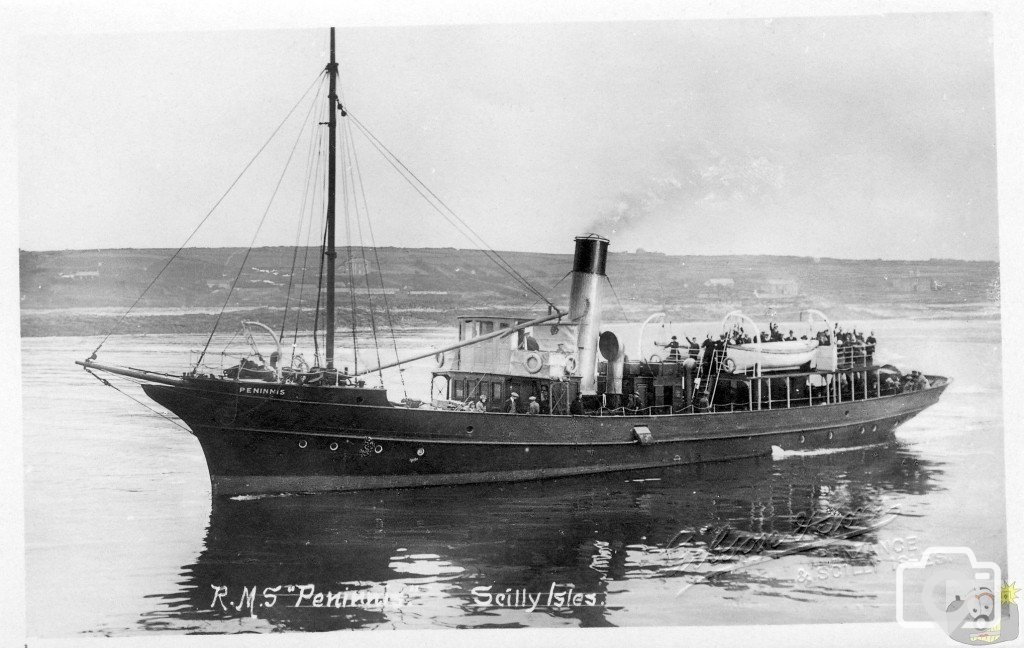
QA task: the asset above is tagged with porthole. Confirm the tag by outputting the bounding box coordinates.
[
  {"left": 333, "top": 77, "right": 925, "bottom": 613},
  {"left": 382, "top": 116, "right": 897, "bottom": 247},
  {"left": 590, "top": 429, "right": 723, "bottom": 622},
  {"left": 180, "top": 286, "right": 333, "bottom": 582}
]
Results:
[
  {"left": 872, "top": 424, "right": 878, "bottom": 433},
  {"left": 828, "top": 431, "right": 834, "bottom": 440},
  {"left": 298, "top": 440, "right": 308, "bottom": 449},
  {"left": 356, "top": 396, "right": 364, "bottom": 404},
  {"left": 374, "top": 444, "right": 383, "bottom": 454},
  {"left": 466, "top": 426, "right": 474, "bottom": 433},
  {"left": 859, "top": 427, "right": 865, "bottom": 435},
  {"left": 844, "top": 410, "right": 850, "bottom": 417},
  {"left": 799, "top": 435, "right": 805, "bottom": 444},
  {"left": 673, "top": 454, "right": 682, "bottom": 462},
  {"left": 525, "top": 447, "right": 530, "bottom": 453},
  {"left": 330, "top": 442, "right": 339, "bottom": 451},
  {"left": 416, "top": 447, "right": 425, "bottom": 456}
]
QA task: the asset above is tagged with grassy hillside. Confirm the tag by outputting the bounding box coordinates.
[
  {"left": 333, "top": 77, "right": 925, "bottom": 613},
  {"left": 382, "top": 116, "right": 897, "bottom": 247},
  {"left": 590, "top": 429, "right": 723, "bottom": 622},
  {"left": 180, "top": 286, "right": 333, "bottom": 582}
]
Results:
[{"left": 19, "top": 246, "right": 1000, "bottom": 337}]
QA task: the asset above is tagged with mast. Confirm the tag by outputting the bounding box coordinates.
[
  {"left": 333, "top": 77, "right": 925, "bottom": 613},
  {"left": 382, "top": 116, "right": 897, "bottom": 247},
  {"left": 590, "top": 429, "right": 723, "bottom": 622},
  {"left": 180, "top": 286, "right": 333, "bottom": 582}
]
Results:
[{"left": 325, "top": 27, "right": 339, "bottom": 370}]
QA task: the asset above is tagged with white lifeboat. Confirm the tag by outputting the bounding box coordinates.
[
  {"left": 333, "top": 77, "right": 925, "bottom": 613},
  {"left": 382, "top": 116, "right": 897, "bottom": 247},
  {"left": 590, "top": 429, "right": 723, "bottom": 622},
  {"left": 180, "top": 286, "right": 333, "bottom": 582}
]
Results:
[{"left": 725, "top": 339, "right": 819, "bottom": 373}]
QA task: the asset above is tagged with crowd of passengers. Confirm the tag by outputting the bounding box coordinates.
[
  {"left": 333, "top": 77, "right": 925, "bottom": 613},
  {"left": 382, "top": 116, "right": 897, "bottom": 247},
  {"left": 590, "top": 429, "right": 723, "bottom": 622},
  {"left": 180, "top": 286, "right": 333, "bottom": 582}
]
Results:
[{"left": 658, "top": 323, "right": 877, "bottom": 365}]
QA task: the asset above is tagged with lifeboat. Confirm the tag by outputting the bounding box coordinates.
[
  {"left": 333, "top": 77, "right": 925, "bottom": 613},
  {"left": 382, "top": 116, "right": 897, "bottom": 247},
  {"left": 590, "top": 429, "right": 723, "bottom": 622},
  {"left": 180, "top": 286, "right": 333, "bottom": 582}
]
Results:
[{"left": 724, "top": 339, "right": 819, "bottom": 373}]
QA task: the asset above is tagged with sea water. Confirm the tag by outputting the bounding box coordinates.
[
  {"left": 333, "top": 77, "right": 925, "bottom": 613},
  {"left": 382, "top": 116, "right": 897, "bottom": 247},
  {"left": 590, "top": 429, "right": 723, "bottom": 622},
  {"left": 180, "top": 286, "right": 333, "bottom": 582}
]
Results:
[{"left": 22, "top": 318, "right": 1006, "bottom": 635}]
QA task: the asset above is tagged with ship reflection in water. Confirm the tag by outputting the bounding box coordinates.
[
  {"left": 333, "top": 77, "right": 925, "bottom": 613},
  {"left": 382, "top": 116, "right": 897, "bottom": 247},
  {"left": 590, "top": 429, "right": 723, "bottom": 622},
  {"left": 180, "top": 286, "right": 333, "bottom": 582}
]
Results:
[{"left": 140, "top": 442, "right": 942, "bottom": 631}]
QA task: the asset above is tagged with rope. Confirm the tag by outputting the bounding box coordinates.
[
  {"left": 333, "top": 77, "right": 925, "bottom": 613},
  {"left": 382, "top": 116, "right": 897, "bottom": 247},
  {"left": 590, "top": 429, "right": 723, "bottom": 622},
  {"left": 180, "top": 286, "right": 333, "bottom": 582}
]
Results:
[
  {"left": 605, "top": 275, "right": 632, "bottom": 323},
  {"left": 281, "top": 78, "right": 328, "bottom": 342},
  {"left": 84, "top": 368, "right": 192, "bottom": 433},
  {"left": 290, "top": 147, "right": 322, "bottom": 361},
  {"left": 89, "top": 71, "right": 326, "bottom": 359},
  {"left": 311, "top": 210, "right": 329, "bottom": 366},
  {"left": 340, "top": 114, "right": 359, "bottom": 375},
  {"left": 346, "top": 112, "right": 556, "bottom": 311},
  {"left": 526, "top": 270, "right": 572, "bottom": 312},
  {"left": 195, "top": 79, "right": 325, "bottom": 370},
  {"left": 342, "top": 129, "right": 385, "bottom": 386},
  {"left": 344, "top": 117, "right": 406, "bottom": 397}
]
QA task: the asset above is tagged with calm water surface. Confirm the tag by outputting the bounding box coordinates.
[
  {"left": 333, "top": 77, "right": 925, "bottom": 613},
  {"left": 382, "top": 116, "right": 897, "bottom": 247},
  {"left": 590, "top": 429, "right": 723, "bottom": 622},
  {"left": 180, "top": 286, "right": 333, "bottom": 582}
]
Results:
[{"left": 23, "top": 319, "right": 1007, "bottom": 635}]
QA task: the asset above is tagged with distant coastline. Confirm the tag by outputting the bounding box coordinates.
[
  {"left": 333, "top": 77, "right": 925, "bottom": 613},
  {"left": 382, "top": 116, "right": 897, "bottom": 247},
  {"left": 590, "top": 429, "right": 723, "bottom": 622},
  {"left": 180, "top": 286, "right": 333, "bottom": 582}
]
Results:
[{"left": 19, "top": 246, "right": 1000, "bottom": 337}]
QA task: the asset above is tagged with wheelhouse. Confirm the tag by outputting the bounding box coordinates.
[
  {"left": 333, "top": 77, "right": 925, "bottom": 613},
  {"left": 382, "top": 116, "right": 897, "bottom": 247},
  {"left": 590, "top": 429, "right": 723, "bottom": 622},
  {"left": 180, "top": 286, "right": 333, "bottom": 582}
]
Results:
[{"left": 431, "top": 315, "right": 581, "bottom": 413}]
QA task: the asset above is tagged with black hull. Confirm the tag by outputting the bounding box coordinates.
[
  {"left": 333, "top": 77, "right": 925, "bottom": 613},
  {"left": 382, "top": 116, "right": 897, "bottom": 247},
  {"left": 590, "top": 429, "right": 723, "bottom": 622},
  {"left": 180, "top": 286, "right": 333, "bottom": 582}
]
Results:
[{"left": 142, "top": 376, "right": 950, "bottom": 496}]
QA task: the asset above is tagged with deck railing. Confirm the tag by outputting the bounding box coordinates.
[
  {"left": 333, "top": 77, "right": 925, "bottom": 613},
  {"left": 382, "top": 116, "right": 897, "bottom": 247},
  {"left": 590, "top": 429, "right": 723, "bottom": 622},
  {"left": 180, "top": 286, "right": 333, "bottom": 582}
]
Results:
[{"left": 836, "top": 344, "right": 874, "bottom": 369}]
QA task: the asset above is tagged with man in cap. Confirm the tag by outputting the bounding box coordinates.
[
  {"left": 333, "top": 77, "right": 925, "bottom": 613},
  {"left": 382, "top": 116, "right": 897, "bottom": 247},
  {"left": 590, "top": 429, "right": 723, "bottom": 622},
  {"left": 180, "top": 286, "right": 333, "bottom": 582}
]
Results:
[
  {"left": 660, "top": 336, "right": 682, "bottom": 361},
  {"left": 626, "top": 390, "right": 643, "bottom": 411},
  {"left": 700, "top": 333, "right": 714, "bottom": 371},
  {"left": 528, "top": 396, "right": 541, "bottom": 415},
  {"left": 505, "top": 392, "right": 520, "bottom": 413},
  {"left": 685, "top": 336, "right": 700, "bottom": 359},
  {"left": 475, "top": 394, "right": 488, "bottom": 412}
]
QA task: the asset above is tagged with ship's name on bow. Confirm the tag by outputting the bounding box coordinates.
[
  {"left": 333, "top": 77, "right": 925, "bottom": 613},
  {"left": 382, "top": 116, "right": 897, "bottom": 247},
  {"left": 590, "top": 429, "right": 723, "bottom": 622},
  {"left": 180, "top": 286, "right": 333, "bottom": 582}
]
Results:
[{"left": 239, "top": 386, "right": 287, "bottom": 396}]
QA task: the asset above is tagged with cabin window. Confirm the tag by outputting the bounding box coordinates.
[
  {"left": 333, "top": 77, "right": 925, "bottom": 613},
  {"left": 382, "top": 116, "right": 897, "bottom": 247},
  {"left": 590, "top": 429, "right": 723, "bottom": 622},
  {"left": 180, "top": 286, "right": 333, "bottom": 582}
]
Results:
[
  {"left": 480, "top": 321, "right": 495, "bottom": 334},
  {"left": 453, "top": 380, "right": 465, "bottom": 400},
  {"left": 491, "top": 382, "right": 502, "bottom": 400}
]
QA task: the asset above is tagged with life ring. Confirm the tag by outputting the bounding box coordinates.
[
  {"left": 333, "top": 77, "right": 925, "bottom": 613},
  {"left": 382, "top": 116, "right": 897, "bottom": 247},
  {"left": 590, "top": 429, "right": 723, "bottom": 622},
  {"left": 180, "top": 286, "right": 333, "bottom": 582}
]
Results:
[
  {"left": 293, "top": 355, "right": 309, "bottom": 373},
  {"left": 564, "top": 355, "right": 578, "bottom": 374},
  {"left": 524, "top": 352, "right": 543, "bottom": 374},
  {"left": 648, "top": 354, "right": 662, "bottom": 364},
  {"left": 435, "top": 352, "right": 445, "bottom": 368},
  {"left": 722, "top": 357, "right": 737, "bottom": 373}
]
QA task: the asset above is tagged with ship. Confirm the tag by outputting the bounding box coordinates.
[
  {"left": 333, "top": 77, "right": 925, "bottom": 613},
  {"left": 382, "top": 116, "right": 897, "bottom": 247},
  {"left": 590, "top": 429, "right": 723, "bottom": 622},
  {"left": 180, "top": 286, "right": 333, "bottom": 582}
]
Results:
[{"left": 78, "top": 28, "right": 949, "bottom": 496}]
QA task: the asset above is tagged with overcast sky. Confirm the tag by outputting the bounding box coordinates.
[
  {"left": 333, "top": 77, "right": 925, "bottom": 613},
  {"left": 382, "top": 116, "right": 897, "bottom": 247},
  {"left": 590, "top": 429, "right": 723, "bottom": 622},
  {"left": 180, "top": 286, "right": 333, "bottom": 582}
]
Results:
[{"left": 16, "top": 13, "right": 997, "bottom": 260}]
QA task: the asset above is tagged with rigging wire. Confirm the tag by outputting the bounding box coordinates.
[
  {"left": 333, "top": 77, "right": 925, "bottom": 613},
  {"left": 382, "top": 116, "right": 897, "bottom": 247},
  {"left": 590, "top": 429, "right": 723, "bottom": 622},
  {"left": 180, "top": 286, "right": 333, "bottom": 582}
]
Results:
[
  {"left": 526, "top": 269, "right": 572, "bottom": 312},
  {"left": 341, "top": 126, "right": 385, "bottom": 386},
  {"left": 605, "top": 275, "right": 632, "bottom": 323},
  {"left": 280, "top": 78, "right": 328, "bottom": 343},
  {"left": 340, "top": 106, "right": 359, "bottom": 376},
  {"left": 194, "top": 77, "right": 327, "bottom": 370},
  {"left": 88, "top": 70, "right": 326, "bottom": 360},
  {"left": 343, "top": 116, "right": 406, "bottom": 396},
  {"left": 337, "top": 76, "right": 405, "bottom": 394},
  {"left": 345, "top": 111, "right": 557, "bottom": 312},
  {"left": 84, "top": 368, "right": 192, "bottom": 433},
  {"left": 311, "top": 207, "right": 329, "bottom": 367},
  {"left": 306, "top": 120, "right": 332, "bottom": 367},
  {"left": 291, "top": 114, "right": 327, "bottom": 362}
]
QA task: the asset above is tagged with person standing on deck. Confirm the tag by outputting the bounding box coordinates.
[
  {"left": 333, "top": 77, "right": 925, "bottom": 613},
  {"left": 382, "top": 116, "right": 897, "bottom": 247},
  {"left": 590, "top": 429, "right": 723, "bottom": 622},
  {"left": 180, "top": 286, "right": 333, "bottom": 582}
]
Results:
[
  {"left": 475, "top": 395, "right": 488, "bottom": 412},
  {"left": 626, "top": 391, "right": 642, "bottom": 411},
  {"left": 528, "top": 396, "right": 541, "bottom": 414},
  {"left": 710, "top": 334, "right": 727, "bottom": 374},
  {"left": 570, "top": 393, "right": 584, "bottom": 415},
  {"left": 505, "top": 392, "right": 520, "bottom": 413},
  {"left": 660, "top": 336, "right": 682, "bottom": 361},
  {"left": 686, "top": 336, "right": 700, "bottom": 359},
  {"left": 524, "top": 333, "right": 540, "bottom": 351},
  {"left": 700, "top": 333, "right": 714, "bottom": 368}
]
